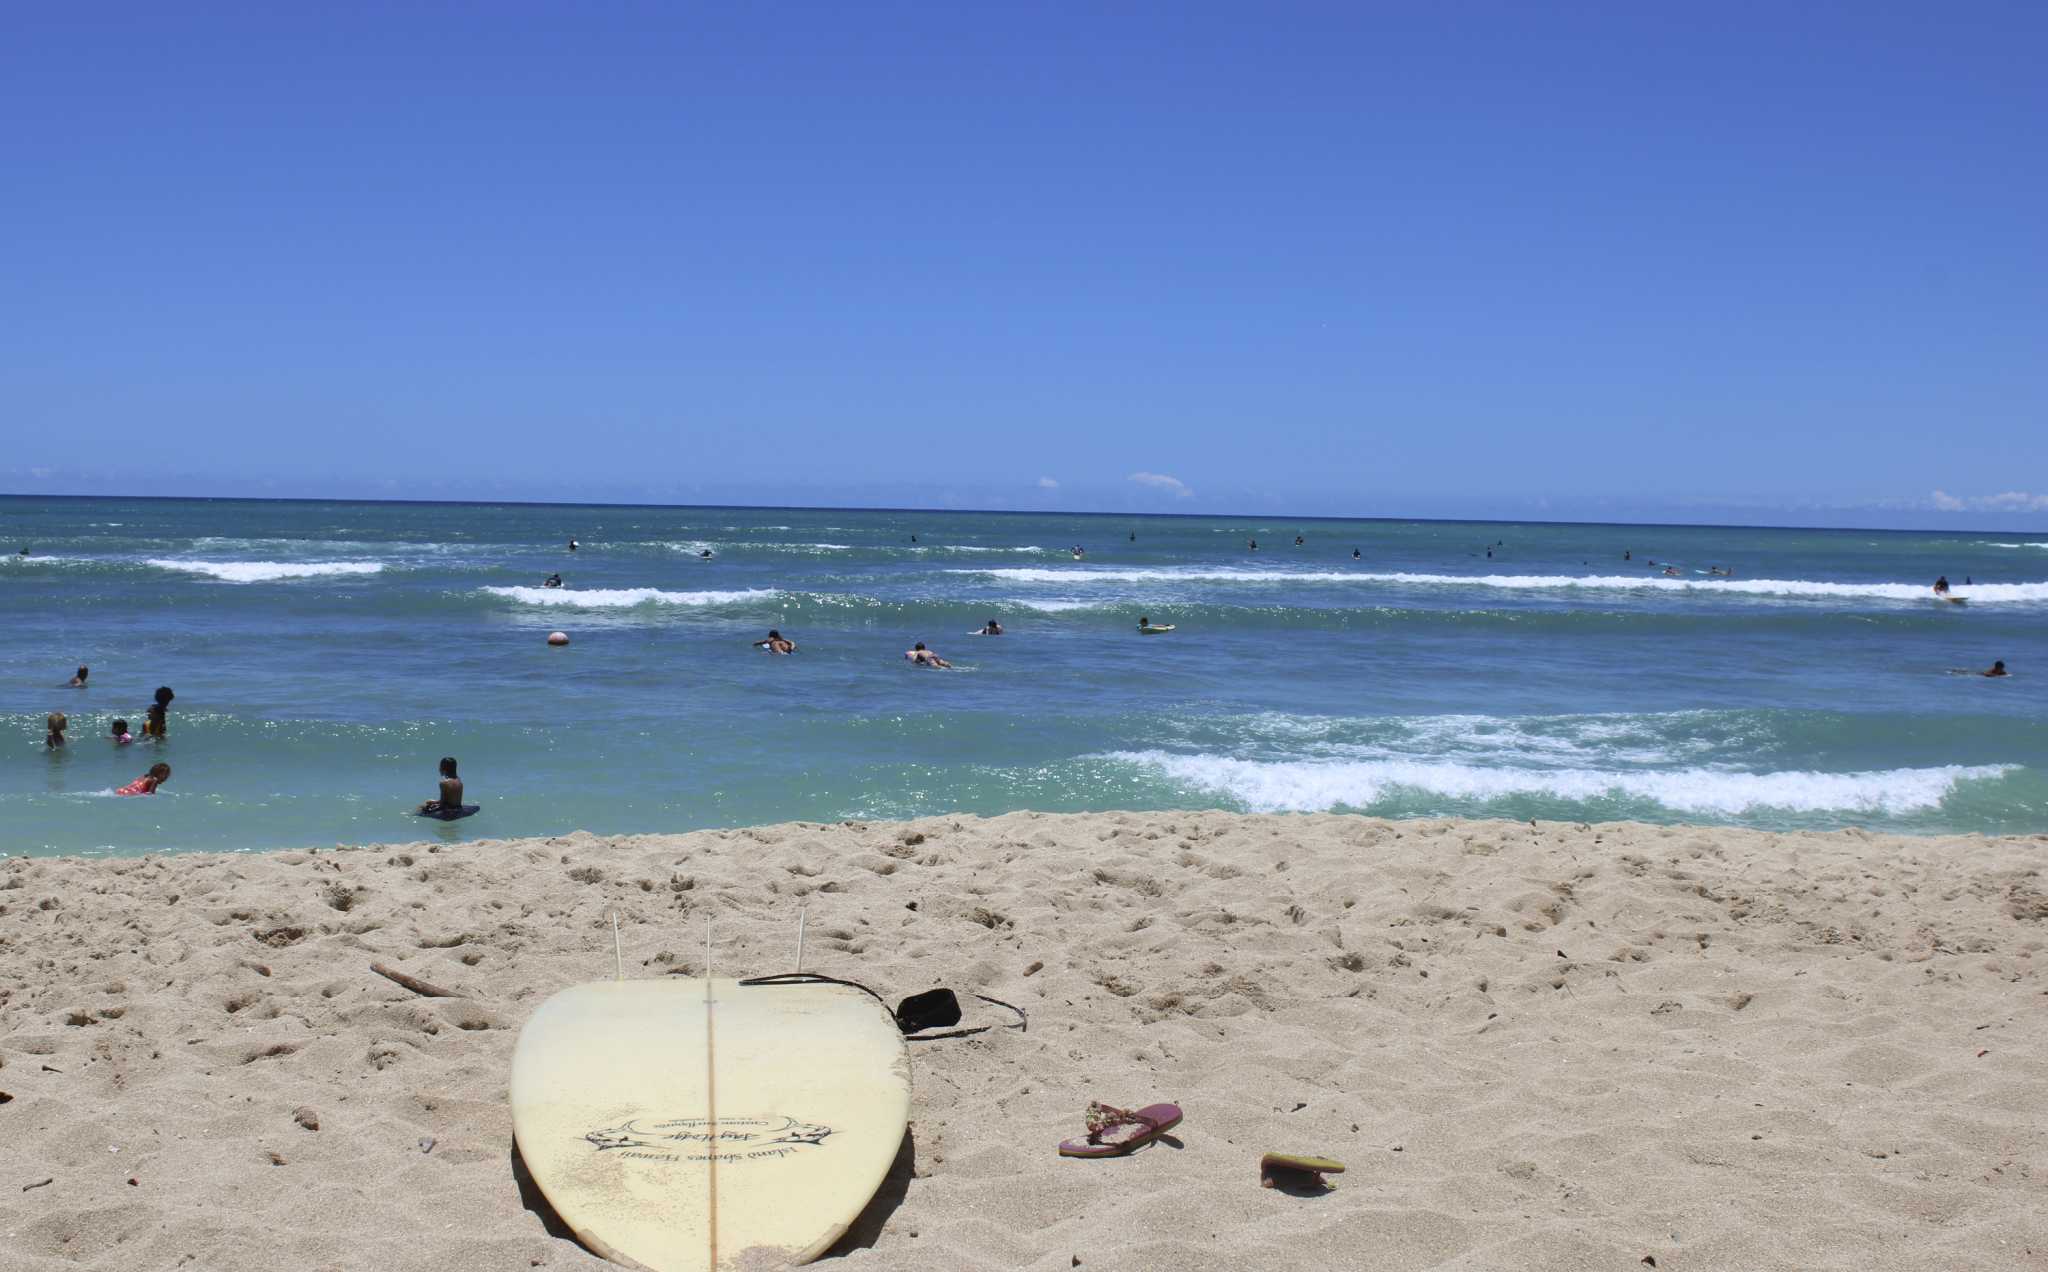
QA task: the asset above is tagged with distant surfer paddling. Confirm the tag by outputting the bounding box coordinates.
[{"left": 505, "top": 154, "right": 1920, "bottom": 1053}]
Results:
[
  {"left": 1933, "top": 575, "right": 1950, "bottom": 595},
  {"left": 977, "top": 619, "right": 1004, "bottom": 636},
  {"left": 904, "top": 642, "right": 952, "bottom": 668},
  {"left": 754, "top": 629, "right": 796, "bottom": 654}
]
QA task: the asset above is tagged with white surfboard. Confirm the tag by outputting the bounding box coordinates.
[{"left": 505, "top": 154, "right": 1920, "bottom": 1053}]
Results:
[{"left": 511, "top": 978, "right": 911, "bottom": 1271}]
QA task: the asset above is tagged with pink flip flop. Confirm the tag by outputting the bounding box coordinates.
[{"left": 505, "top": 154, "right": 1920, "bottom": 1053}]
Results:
[{"left": 1058, "top": 1101, "right": 1184, "bottom": 1158}]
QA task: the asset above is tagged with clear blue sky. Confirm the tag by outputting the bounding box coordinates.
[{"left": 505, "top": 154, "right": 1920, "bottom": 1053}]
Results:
[{"left": 3, "top": 3, "right": 2044, "bottom": 526}]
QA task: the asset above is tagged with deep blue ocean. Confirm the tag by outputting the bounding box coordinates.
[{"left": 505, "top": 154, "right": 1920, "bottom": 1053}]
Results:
[{"left": 3, "top": 496, "right": 2044, "bottom": 856}]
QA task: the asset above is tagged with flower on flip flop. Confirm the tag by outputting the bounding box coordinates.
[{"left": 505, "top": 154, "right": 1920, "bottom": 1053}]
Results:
[{"left": 1083, "top": 1101, "right": 1142, "bottom": 1142}]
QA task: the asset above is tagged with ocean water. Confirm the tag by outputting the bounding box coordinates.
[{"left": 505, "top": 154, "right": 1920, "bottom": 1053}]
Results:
[{"left": 3, "top": 496, "right": 2044, "bottom": 856}]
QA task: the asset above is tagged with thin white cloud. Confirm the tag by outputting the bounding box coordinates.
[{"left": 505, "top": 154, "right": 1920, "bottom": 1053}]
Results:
[
  {"left": 1931, "top": 489, "right": 2048, "bottom": 512},
  {"left": 1129, "top": 471, "right": 1194, "bottom": 498},
  {"left": 1036, "top": 476, "right": 1059, "bottom": 489}
]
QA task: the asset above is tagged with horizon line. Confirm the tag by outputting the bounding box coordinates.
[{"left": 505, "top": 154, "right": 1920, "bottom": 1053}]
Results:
[{"left": 2, "top": 489, "right": 2040, "bottom": 540}]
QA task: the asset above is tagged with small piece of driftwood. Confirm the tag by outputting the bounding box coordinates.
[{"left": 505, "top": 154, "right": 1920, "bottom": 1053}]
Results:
[{"left": 370, "top": 962, "right": 463, "bottom": 999}]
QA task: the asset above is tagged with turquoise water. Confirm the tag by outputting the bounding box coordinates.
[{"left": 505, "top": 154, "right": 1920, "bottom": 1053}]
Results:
[{"left": 3, "top": 496, "right": 2045, "bottom": 856}]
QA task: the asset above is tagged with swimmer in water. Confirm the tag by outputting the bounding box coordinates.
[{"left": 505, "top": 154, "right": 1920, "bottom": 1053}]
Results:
[
  {"left": 979, "top": 619, "right": 1004, "bottom": 636},
  {"left": 753, "top": 629, "right": 796, "bottom": 654},
  {"left": 1248, "top": 539, "right": 1258, "bottom": 551},
  {"left": 417, "top": 756, "right": 464, "bottom": 816},
  {"left": 1071, "top": 546, "right": 1085, "bottom": 559},
  {"left": 1624, "top": 550, "right": 1631, "bottom": 561},
  {"left": 140, "top": 686, "right": 174, "bottom": 739},
  {"left": 46, "top": 712, "right": 67, "bottom": 748},
  {"left": 905, "top": 642, "right": 952, "bottom": 668},
  {"left": 118, "top": 762, "right": 171, "bottom": 796},
  {"left": 543, "top": 573, "right": 562, "bottom": 588},
  {"left": 110, "top": 718, "right": 133, "bottom": 744},
  {"left": 1983, "top": 660, "right": 2009, "bottom": 677},
  {"left": 1933, "top": 575, "right": 1950, "bottom": 595},
  {"left": 67, "top": 664, "right": 88, "bottom": 687},
  {"left": 1294, "top": 535, "right": 1304, "bottom": 546},
  {"left": 1663, "top": 565, "right": 1681, "bottom": 577},
  {"left": 698, "top": 549, "right": 713, "bottom": 559},
  {"left": 568, "top": 539, "right": 578, "bottom": 552},
  {"left": 1352, "top": 548, "right": 1361, "bottom": 559}
]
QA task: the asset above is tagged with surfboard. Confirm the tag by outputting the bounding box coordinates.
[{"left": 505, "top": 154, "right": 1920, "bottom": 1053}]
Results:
[
  {"left": 415, "top": 803, "right": 480, "bottom": 821},
  {"left": 1138, "top": 625, "right": 1175, "bottom": 634},
  {"left": 511, "top": 978, "right": 910, "bottom": 1271}
]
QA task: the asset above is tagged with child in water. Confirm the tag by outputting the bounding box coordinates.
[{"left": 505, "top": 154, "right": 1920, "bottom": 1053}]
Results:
[
  {"left": 118, "top": 762, "right": 171, "bottom": 795},
  {"left": 46, "top": 712, "right": 67, "bottom": 748},
  {"left": 418, "top": 757, "right": 466, "bottom": 817},
  {"left": 140, "top": 686, "right": 174, "bottom": 739},
  {"left": 110, "top": 718, "right": 133, "bottom": 744}
]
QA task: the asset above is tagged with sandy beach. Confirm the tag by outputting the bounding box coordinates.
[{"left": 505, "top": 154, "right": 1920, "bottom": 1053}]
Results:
[{"left": 3, "top": 811, "right": 2045, "bottom": 1270}]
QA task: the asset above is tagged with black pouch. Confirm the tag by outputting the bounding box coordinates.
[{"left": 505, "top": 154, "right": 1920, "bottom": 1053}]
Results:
[{"left": 894, "top": 988, "right": 961, "bottom": 1034}]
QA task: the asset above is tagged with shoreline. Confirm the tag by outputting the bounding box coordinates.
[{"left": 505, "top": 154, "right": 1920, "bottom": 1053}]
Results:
[{"left": 4, "top": 810, "right": 2045, "bottom": 1270}]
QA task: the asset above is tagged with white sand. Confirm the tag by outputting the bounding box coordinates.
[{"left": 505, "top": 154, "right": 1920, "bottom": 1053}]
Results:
[{"left": 3, "top": 812, "right": 2046, "bottom": 1270}]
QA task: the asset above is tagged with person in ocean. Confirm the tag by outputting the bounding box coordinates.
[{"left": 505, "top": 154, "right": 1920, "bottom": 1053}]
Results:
[
  {"left": 753, "top": 629, "right": 796, "bottom": 654},
  {"left": 418, "top": 756, "right": 465, "bottom": 817},
  {"left": 905, "top": 642, "right": 951, "bottom": 668},
  {"left": 1294, "top": 535, "right": 1304, "bottom": 546},
  {"left": 45, "top": 712, "right": 67, "bottom": 748},
  {"left": 568, "top": 539, "right": 578, "bottom": 551},
  {"left": 1933, "top": 576, "right": 1950, "bottom": 595},
  {"left": 1247, "top": 539, "right": 1258, "bottom": 551},
  {"left": 1982, "top": 661, "right": 2008, "bottom": 677},
  {"left": 1663, "top": 565, "right": 1682, "bottom": 577},
  {"left": 1352, "top": 548, "right": 1361, "bottom": 559},
  {"left": 140, "top": 686, "right": 174, "bottom": 739},
  {"left": 979, "top": 619, "right": 1004, "bottom": 635},
  {"left": 67, "top": 665, "right": 88, "bottom": 687},
  {"left": 1071, "top": 546, "right": 1085, "bottom": 559},
  {"left": 110, "top": 718, "right": 133, "bottom": 744},
  {"left": 543, "top": 573, "right": 562, "bottom": 588},
  {"left": 1624, "top": 550, "right": 1631, "bottom": 560},
  {"left": 698, "top": 549, "right": 713, "bottom": 559},
  {"left": 118, "top": 762, "right": 171, "bottom": 796}
]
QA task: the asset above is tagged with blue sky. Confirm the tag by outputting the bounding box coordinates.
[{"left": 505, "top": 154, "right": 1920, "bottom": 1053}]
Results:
[{"left": 3, "top": 3, "right": 2044, "bottom": 526}]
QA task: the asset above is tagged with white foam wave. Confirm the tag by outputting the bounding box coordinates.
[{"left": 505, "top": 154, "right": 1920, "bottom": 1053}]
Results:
[
  {"left": 944, "top": 545, "right": 1046, "bottom": 553},
  {"left": 147, "top": 559, "right": 384, "bottom": 583},
  {"left": 957, "top": 567, "right": 2048, "bottom": 603},
  {"left": 1012, "top": 599, "right": 1104, "bottom": 613},
  {"left": 1981, "top": 542, "right": 2048, "bottom": 549},
  {"left": 485, "top": 586, "right": 780, "bottom": 608},
  {"left": 1108, "top": 750, "right": 2014, "bottom": 816}
]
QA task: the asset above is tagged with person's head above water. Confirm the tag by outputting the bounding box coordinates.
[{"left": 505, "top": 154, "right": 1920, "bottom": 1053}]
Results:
[
  {"left": 111, "top": 718, "right": 129, "bottom": 736},
  {"left": 1990, "top": 661, "right": 2007, "bottom": 675},
  {"left": 913, "top": 642, "right": 926, "bottom": 651},
  {"left": 75, "top": 665, "right": 88, "bottom": 680},
  {"left": 148, "top": 762, "right": 171, "bottom": 783},
  {"left": 47, "top": 711, "right": 67, "bottom": 734},
  {"left": 767, "top": 630, "right": 781, "bottom": 640},
  {"left": 154, "top": 686, "right": 175, "bottom": 707},
  {"left": 438, "top": 756, "right": 459, "bottom": 778}
]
